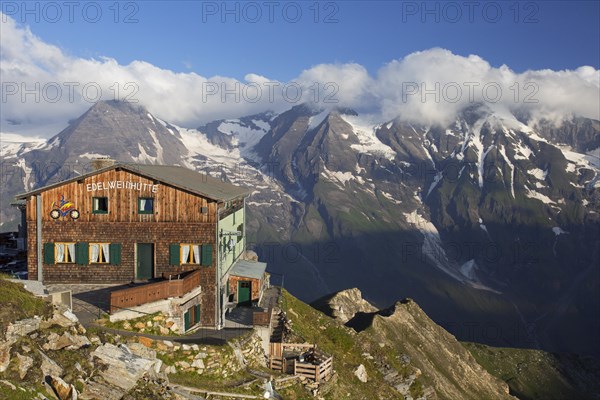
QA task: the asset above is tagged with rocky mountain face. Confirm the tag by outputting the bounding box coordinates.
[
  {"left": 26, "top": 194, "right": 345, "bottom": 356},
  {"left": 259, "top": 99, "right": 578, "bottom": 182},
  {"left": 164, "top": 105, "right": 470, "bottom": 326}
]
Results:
[
  {"left": 1, "top": 100, "right": 599, "bottom": 358},
  {"left": 311, "top": 287, "right": 600, "bottom": 400},
  {"left": 311, "top": 288, "right": 378, "bottom": 323},
  {"left": 250, "top": 103, "right": 600, "bottom": 357}
]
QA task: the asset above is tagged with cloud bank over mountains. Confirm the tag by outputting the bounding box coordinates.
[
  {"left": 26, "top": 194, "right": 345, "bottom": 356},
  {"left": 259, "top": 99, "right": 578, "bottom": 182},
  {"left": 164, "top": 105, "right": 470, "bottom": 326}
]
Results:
[{"left": 1, "top": 13, "right": 599, "bottom": 139}]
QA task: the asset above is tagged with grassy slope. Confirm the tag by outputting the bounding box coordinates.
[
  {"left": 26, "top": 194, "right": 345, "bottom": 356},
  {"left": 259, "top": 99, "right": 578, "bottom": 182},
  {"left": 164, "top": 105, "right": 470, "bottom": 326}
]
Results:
[
  {"left": 464, "top": 342, "right": 600, "bottom": 400},
  {"left": 0, "top": 274, "right": 52, "bottom": 335},
  {"left": 281, "top": 289, "right": 404, "bottom": 400}
]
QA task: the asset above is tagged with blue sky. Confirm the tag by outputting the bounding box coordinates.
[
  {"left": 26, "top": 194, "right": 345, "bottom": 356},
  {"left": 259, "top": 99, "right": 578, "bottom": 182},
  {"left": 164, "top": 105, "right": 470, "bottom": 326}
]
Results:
[
  {"left": 1, "top": 1, "right": 599, "bottom": 135},
  {"left": 6, "top": 0, "right": 600, "bottom": 81}
]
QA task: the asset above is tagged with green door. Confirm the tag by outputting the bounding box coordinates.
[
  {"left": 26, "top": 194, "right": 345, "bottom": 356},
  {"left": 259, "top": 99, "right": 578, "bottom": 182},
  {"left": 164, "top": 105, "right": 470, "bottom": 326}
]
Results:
[
  {"left": 237, "top": 281, "right": 251, "bottom": 306},
  {"left": 136, "top": 243, "right": 154, "bottom": 280}
]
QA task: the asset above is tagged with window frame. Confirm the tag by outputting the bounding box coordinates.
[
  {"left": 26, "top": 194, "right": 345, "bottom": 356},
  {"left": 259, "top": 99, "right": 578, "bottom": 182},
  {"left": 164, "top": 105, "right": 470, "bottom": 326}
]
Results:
[
  {"left": 180, "top": 243, "right": 201, "bottom": 265},
  {"left": 89, "top": 242, "right": 111, "bottom": 264},
  {"left": 55, "top": 242, "right": 76, "bottom": 264},
  {"left": 92, "top": 196, "right": 109, "bottom": 214},
  {"left": 138, "top": 197, "right": 154, "bottom": 215}
]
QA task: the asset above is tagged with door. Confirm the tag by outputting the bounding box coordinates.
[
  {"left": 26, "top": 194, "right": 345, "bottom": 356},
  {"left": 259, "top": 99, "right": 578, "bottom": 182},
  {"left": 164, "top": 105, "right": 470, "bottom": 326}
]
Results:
[
  {"left": 136, "top": 243, "right": 154, "bottom": 280},
  {"left": 237, "top": 281, "right": 251, "bottom": 306}
]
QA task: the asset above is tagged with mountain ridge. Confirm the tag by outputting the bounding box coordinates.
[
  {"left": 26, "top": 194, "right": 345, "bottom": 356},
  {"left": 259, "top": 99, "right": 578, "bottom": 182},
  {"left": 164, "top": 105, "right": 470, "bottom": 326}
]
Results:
[{"left": 1, "top": 100, "right": 599, "bottom": 358}]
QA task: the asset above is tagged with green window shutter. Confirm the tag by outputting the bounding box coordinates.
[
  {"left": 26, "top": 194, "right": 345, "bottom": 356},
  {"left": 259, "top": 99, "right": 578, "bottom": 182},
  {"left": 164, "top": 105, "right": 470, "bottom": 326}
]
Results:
[
  {"left": 194, "top": 304, "right": 200, "bottom": 325},
  {"left": 169, "top": 244, "right": 180, "bottom": 265},
  {"left": 109, "top": 243, "right": 122, "bottom": 265},
  {"left": 201, "top": 244, "right": 213, "bottom": 266},
  {"left": 75, "top": 242, "right": 88, "bottom": 265},
  {"left": 184, "top": 310, "right": 190, "bottom": 331},
  {"left": 43, "top": 243, "right": 55, "bottom": 265}
]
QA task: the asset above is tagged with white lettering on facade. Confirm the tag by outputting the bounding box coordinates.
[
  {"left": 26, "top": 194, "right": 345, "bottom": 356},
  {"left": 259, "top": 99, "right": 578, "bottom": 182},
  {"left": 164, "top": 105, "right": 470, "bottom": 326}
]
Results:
[{"left": 85, "top": 180, "right": 159, "bottom": 192}]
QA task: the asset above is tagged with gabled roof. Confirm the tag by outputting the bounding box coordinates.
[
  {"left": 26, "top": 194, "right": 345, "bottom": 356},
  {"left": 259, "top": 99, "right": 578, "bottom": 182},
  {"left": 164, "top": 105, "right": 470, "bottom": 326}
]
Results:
[{"left": 16, "top": 162, "right": 250, "bottom": 201}]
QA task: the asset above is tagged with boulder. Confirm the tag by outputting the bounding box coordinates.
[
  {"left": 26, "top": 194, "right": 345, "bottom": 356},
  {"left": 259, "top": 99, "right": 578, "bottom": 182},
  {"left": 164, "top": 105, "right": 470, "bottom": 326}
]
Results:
[
  {"left": 354, "top": 364, "right": 368, "bottom": 383},
  {"left": 41, "top": 309, "right": 78, "bottom": 329},
  {"left": 134, "top": 322, "right": 145, "bottom": 330},
  {"left": 138, "top": 336, "right": 154, "bottom": 348},
  {"left": 16, "top": 353, "right": 34, "bottom": 379},
  {"left": 50, "top": 375, "right": 77, "bottom": 400},
  {"left": 191, "top": 359, "right": 205, "bottom": 369},
  {"left": 39, "top": 350, "right": 63, "bottom": 377},
  {"left": 45, "top": 332, "right": 90, "bottom": 351},
  {"left": 5, "top": 317, "right": 42, "bottom": 341},
  {"left": 91, "top": 343, "right": 161, "bottom": 392},
  {"left": 128, "top": 342, "right": 157, "bottom": 360},
  {"left": 0, "top": 340, "right": 14, "bottom": 373}
]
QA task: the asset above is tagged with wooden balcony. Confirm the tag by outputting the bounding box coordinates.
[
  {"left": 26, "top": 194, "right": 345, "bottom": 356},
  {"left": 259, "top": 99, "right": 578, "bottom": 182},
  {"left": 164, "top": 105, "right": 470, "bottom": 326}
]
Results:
[{"left": 109, "top": 269, "right": 201, "bottom": 314}]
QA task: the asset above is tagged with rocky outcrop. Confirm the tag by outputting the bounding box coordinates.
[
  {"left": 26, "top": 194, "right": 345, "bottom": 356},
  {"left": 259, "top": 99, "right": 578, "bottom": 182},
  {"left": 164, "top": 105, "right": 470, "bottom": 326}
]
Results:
[
  {"left": 364, "top": 299, "right": 515, "bottom": 400},
  {"left": 43, "top": 331, "right": 91, "bottom": 351},
  {"left": 311, "top": 288, "right": 378, "bottom": 324},
  {"left": 81, "top": 343, "right": 163, "bottom": 399}
]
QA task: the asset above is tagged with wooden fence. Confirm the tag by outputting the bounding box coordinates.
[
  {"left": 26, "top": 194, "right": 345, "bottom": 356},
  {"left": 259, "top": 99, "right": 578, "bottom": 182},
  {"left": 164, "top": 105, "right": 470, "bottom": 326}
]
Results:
[
  {"left": 268, "top": 343, "right": 333, "bottom": 381},
  {"left": 110, "top": 270, "right": 201, "bottom": 314},
  {"left": 252, "top": 308, "right": 271, "bottom": 326}
]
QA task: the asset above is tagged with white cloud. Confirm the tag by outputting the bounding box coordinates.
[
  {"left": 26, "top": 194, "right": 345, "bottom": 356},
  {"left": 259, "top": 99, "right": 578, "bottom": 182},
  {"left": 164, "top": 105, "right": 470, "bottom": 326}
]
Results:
[{"left": 1, "top": 14, "right": 599, "bottom": 139}]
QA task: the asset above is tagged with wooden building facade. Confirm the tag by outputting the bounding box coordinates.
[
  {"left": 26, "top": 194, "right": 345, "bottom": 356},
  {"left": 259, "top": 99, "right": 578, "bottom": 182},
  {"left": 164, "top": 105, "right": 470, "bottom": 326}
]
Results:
[{"left": 17, "top": 162, "right": 252, "bottom": 328}]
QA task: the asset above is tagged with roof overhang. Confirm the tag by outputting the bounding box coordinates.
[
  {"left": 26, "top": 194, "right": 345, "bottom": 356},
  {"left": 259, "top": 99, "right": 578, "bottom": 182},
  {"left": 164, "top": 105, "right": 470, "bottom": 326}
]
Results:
[
  {"left": 15, "top": 162, "right": 251, "bottom": 202},
  {"left": 229, "top": 259, "right": 267, "bottom": 280}
]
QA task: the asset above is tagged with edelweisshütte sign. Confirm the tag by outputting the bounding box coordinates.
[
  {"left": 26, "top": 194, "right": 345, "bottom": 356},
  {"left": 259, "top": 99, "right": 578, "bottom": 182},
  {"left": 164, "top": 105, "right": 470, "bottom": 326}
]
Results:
[{"left": 86, "top": 181, "right": 159, "bottom": 193}]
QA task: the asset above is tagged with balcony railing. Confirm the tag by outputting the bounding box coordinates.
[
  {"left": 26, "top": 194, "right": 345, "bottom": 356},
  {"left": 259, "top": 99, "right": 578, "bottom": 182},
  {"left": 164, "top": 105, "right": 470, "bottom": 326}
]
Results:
[{"left": 109, "top": 269, "right": 201, "bottom": 314}]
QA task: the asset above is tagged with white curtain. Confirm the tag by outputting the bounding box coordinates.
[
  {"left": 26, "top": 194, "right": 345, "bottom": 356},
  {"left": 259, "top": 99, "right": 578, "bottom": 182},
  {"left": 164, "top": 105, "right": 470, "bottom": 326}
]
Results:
[
  {"left": 67, "top": 243, "right": 75, "bottom": 263},
  {"left": 140, "top": 198, "right": 146, "bottom": 211},
  {"left": 56, "top": 243, "right": 65, "bottom": 263},
  {"left": 90, "top": 244, "right": 100, "bottom": 263},
  {"left": 182, "top": 245, "right": 190, "bottom": 264},
  {"left": 192, "top": 245, "right": 200, "bottom": 264},
  {"left": 102, "top": 244, "right": 110, "bottom": 263}
]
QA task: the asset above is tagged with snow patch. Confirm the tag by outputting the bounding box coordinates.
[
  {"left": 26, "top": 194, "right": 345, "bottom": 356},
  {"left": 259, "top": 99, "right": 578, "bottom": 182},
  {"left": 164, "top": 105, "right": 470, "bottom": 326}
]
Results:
[
  {"left": 426, "top": 172, "right": 443, "bottom": 197},
  {"left": 552, "top": 227, "right": 568, "bottom": 236},
  {"left": 528, "top": 168, "right": 547, "bottom": 180},
  {"left": 341, "top": 115, "right": 396, "bottom": 160},
  {"left": 460, "top": 260, "right": 477, "bottom": 280},
  {"left": 321, "top": 166, "right": 355, "bottom": 185},
  {"left": 498, "top": 146, "right": 515, "bottom": 198},
  {"left": 525, "top": 188, "right": 555, "bottom": 204},
  {"left": 80, "top": 152, "right": 111, "bottom": 159},
  {"left": 307, "top": 109, "right": 329, "bottom": 131},
  {"left": 380, "top": 191, "right": 402, "bottom": 205},
  {"left": 16, "top": 158, "right": 33, "bottom": 190}
]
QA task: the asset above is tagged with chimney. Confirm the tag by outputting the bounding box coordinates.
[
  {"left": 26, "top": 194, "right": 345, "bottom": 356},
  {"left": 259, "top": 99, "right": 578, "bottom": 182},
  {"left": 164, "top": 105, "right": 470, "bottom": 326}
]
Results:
[{"left": 92, "top": 157, "right": 116, "bottom": 171}]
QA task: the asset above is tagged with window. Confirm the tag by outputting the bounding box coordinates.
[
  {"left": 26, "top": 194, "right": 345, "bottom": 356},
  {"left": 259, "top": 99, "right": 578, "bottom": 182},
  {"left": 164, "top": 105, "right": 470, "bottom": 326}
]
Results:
[
  {"left": 89, "top": 243, "right": 110, "bottom": 263},
  {"left": 55, "top": 243, "right": 75, "bottom": 263},
  {"left": 170, "top": 243, "right": 212, "bottom": 266},
  {"left": 180, "top": 244, "right": 201, "bottom": 264},
  {"left": 138, "top": 197, "right": 154, "bottom": 214},
  {"left": 92, "top": 197, "right": 108, "bottom": 214}
]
